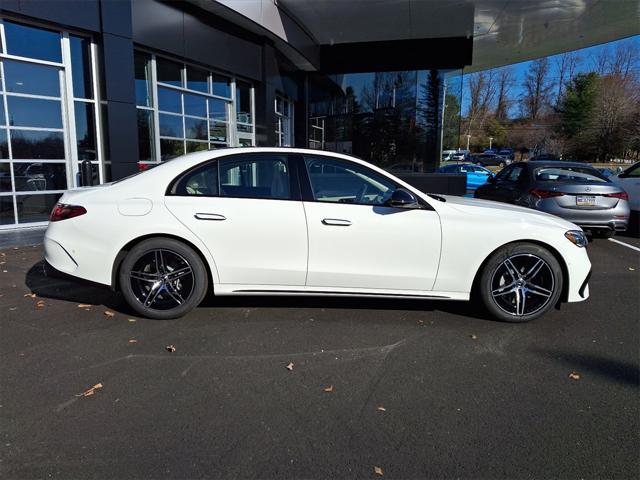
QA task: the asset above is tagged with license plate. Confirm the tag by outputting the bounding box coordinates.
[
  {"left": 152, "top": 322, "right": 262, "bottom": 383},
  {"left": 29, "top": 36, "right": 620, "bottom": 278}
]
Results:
[{"left": 576, "top": 195, "right": 596, "bottom": 206}]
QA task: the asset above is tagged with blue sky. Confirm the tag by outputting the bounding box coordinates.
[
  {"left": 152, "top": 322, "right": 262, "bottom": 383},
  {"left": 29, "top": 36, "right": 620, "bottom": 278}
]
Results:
[{"left": 459, "top": 34, "right": 640, "bottom": 118}]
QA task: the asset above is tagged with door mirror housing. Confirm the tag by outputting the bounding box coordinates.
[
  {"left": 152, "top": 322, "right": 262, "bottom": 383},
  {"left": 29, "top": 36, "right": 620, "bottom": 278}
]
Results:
[{"left": 387, "top": 188, "right": 420, "bottom": 209}]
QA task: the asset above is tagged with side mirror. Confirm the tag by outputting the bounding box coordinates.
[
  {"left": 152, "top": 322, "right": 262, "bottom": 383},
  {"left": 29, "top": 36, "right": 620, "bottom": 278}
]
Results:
[
  {"left": 387, "top": 188, "right": 420, "bottom": 209},
  {"left": 487, "top": 175, "right": 496, "bottom": 184}
]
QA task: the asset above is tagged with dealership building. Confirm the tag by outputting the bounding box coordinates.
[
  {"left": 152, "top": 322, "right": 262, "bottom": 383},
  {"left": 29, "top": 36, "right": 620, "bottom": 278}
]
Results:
[{"left": 0, "top": 0, "right": 637, "bottom": 229}]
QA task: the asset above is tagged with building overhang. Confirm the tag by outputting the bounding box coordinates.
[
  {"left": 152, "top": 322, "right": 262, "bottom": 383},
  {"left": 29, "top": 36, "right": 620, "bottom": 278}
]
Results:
[{"left": 202, "top": 0, "right": 640, "bottom": 73}]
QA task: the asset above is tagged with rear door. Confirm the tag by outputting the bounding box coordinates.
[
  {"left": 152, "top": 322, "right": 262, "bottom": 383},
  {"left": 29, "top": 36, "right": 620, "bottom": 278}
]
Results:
[{"left": 164, "top": 153, "right": 308, "bottom": 286}]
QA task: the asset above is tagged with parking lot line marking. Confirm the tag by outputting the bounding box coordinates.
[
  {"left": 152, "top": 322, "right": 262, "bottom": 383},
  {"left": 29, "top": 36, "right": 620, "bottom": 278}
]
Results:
[{"left": 608, "top": 238, "right": 640, "bottom": 253}]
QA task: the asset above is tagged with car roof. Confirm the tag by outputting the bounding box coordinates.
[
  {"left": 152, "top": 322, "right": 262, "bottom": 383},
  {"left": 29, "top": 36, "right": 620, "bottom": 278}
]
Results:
[{"left": 526, "top": 160, "right": 595, "bottom": 168}]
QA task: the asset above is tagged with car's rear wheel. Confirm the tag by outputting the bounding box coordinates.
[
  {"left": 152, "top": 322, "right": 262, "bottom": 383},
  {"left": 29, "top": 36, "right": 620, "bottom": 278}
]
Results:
[
  {"left": 478, "top": 243, "right": 563, "bottom": 322},
  {"left": 119, "top": 238, "right": 208, "bottom": 319}
]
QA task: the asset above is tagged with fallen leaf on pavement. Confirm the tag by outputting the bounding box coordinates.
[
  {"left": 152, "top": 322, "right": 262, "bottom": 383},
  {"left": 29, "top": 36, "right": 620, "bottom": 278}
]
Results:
[
  {"left": 323, "top": 385, "right": 334, "bottom": 393},
  {"left": 166, "top": 345, "right": 176, "bottom": 353},
  {"left": 374, "top": 466, "right": 384, "bottom": 476},
  {"left": 76, "top": 382, "right": 103, "bottom": 397},
  {"left": 36, "top": 300, "right": 46, "bottom": 308},
  {"left": 77, "top": 304, "right": 92, "bottom": 308},
  {"left": 568, "top": 372, "right": 581, "bottom": 381},
  {"left": 470, "top": 334, "right": 478, "bottom": 340},
  {"left": 286, "top": 362, "right": 294, "bottom": 371},
  {"left": 23, "top": 293, "right": 36, "bottom": 298},
  {"left": 377, "top": 406, "right": 386, "bottom": 412},
  {"left": 629, "top": 267, "right": 635, "bottom": 271},
  {"left": 128, "top": 318, "right": 136, "bottom": 323},
  {"left": 128, "top": 339, "right": 138, "bottom": 344},
  {"left": 104, "top": 310, "right": 115, "bottom": 317}
]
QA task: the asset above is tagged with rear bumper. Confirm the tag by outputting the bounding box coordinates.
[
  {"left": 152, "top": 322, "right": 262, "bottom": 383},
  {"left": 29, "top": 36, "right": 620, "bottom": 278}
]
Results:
[{"left": 537, "top": 202, "right": 630, "bottom": 232}]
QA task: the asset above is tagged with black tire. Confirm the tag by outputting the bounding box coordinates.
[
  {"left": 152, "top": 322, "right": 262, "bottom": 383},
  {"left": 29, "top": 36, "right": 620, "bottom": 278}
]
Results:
[
  {"left": 119, "top": 238, "right": 208, "bottom": 319},
  {"left": 592, "top": 229, "right": 615, "bottom": 239},
  {"left": 478, "top": 242, "right": 563, "bottom": 323}
]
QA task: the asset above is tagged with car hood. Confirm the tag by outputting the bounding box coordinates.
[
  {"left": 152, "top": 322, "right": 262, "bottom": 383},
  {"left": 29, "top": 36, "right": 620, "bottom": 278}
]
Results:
[{"left": 437, "top": 194, "right": 579, "bottom": 230}]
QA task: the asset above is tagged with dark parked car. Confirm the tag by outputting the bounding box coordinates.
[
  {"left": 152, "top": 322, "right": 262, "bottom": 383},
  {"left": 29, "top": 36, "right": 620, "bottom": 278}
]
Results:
[
  {"left": 470, "top": 153, "right": 509, "bottom": 168},
  {"left": 528, "top": 153, "right": 560, "bottom": 161},
  {"left": 474, "top": 161, "right": 630, "bottom": 237},
  {"left": 498, "top": 148, "right": 514, "bottom": 160}
]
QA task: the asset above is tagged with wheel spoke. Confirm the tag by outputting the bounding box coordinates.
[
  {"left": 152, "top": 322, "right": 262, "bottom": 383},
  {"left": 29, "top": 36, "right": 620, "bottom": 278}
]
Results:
[
  {"left": 166, "top": 266, "right": 192, "bottom": 281},
  {"left": 515, "top": 288, "right": 526, "bottom": 316},
  {"left": 144, "top": 282, "right": 163, "bottom": 307},
  {"left": 492, "top": 282, "right": 516, "bottom": 296},
  {"left": 503, "top": 258, "right": 520, "bottom": 280},
  {"left": 527, "top": 282, "right": 552, "bottom": 297},
  {"left": 130, "top": 270, "right": 159, "bottom": 282},
  {"left": 164, "top": 282, "right": 185, "bottom": 305},
  {"left": 523, "top": 259, "right": 545, "bottom": 281}
]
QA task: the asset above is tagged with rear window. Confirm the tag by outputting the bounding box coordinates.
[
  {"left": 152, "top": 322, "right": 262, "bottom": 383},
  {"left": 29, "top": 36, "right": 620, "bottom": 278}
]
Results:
[{"left": 535, "top": 167, "right": 608, "bottom": 183}]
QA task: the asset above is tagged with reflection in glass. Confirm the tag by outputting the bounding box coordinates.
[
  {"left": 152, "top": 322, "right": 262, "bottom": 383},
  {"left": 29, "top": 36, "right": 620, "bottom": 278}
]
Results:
[
  {"left": 11, "top": 130, "right": 65, "bottom": 159},
  {"left": 7, "top": 97, "right": 63, "bottom": 128},
  {"left": 185, "top": 117, "right": 207, "bottom": 140},
  {"left": 236, "top": 81, "right": 252, "bottom": 124},
  {"left": 4, "top": 60, "right": 60, "bottom": 97},
  {"left": 137, "top": 109, "right": 154, "bottom": 161},
  {"left": 74, "top": 102, "right": 97, "bottom": 160},
  {"left": 158, "top": 87, "right": 181, "bottom": 113},
  {"left": 186, "top": 141, "right": 209, "bottom": 153},
  {"left": 212, "top": 74, "right": 231, "bottom": 98},
  {"left": 0, "top": 101, "right": 4, "bottom": 126},
  {"left": 1, "top": 196, "right": 14, "bottom": 225},
  {"left": 70, "top": 35, "right": 93, "bottom": 99},
  {"left": 183, "top": 93, "right": 206, "bottom": 117},
  {"left": 160, "top": 139, "right": 184, "bottom": 161},
  {"left": 208, "top": 98, "right": 228, "bottom": 121},
  {"left": 159, "top": 114, "right": 183, "bottom": 138},
  {"left": 209, "top": 122, "right": 227, "bottom": 144},
  {"left": 237, "top": 123, "right": 253, "bottom": 133},
  {"left": 13, "top": 162, "right": 67, "bottom": 191},
  {"left": 0, "top": 163, "right": 11, "bottom": 192},
  {"left": 187, "top": 66, "right": 208, "bottom": 93},
  {"left": 156, "top": 58, "right": 182, "bottom": 87},
  {"left": 77, "top": 162, "right": 99, "bottom": 186},
  {"left": 16, "top": 193, "right": 62, "bottom": 223},
  {"left": 4, "top": 21, "right": 62, "bottom": 63},
  {"left": 135, "top": 51, "right": 152, "bottom": 107},
  {"left": 0, "top": 130, "right": 8, "bottom": 158},
  {"left": 238, "top": 138, "right": 252, "bottom": 147}
]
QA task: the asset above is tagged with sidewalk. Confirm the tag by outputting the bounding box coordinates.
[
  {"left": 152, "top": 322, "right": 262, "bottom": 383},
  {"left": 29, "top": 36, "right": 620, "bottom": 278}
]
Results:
[{"left": 0, "top": 227, "right": 46, "bottom": 250}]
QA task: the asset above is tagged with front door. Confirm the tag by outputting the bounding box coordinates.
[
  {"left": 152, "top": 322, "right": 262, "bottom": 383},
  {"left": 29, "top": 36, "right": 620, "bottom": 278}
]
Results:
[
  {"left": 164, "top": 153, "right": 307, "bottom": 286},
  {"left": 300, "top": 155, "right": 442, "bottom": 292}
]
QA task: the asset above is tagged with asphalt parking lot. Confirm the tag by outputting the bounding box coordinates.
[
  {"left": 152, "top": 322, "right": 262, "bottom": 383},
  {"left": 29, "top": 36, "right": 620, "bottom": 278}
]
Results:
[{"left": 1, "top": 237, "right": 638, "bottom": 479}]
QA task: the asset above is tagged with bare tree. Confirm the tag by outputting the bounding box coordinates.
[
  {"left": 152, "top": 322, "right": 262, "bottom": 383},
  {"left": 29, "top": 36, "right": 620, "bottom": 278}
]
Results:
[
  {"left": 521, "top": 58, "right": 553, "bottom": 120},
  {"left": 494, "top": 66, "right": 514, "bottom": 121},
  {"left": 466, "top": 70, "right": 496, "bottom": 135},
  {"left": 554, "top": 51, "right": 581, "bottom": 106},
  {"left": 592, "top": 40, "right": 639, "bottom": 81}
]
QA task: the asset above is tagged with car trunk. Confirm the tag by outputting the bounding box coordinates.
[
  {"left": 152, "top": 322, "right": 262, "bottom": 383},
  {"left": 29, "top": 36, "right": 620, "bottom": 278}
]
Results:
[{"left": 533, "top": 182, "right": 623, "bottom": 210}]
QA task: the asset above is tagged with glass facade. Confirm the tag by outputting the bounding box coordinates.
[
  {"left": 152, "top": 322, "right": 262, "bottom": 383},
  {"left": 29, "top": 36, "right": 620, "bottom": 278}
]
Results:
[
  {"left": 0, "top": 18, "right": 102, "bottom": 228},
  {"left": 275, "top": 95, "right": 293, "bottom": 147},
  {"left": 134, "top": 51, "right": 255, "bottom": 164},
  {"left": 308, "top": 70, "right": 463, "bottom": 173}
]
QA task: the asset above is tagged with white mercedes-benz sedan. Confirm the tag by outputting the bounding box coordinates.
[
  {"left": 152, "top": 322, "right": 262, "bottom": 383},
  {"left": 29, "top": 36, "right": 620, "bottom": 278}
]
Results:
[{"left": 44, "top": 148, "right": 592, "bottom": 322}]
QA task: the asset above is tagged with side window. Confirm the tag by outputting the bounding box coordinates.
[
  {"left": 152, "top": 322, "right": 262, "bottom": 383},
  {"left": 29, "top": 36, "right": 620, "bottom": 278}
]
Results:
[
  {"left": 304, "top": 156, "right": 396, "bottom": 206},
  {"left": 495, "top": 165, "right": 513, "bottom": 180},
  {"left": 173, "top": 161, "right": 218, "bottom": 196},
  {"left": 507, "top": 166, "right": 524, "bottom": 182},
  {"left": 219, "top": 154, "right": 290, "bottom": 200}
]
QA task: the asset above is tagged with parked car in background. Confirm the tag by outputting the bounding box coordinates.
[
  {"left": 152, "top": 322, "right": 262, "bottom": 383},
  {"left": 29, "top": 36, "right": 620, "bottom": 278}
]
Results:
[
  {"left": 45, "top": 148, "right": 592, "bottom": 323},
  {"left": 438, "top": 163, "right": 494, "bottom": 190},
  {"left": 451, "top": 150, "right": 469, "bottom": 161},
  {"left": 442, "top": 150, "right": 457, "bottom": 162},
  {"left": 529, "top": 153, "right": 560, "bottom": 162},
  {"left": 610, "top": 161, "right": 639, "bottom": 232},
  {"left": 474, "top": 161, "right": 630, "bottom": 237},
  {"left": 498, "top": 148, "right": 514, "bottom": 160},
  {"left": 484, "top": 148, "right": 497, "bottom": 155},
  {"left": 470, "top": 153, "right": 509, "bottom": 167}
]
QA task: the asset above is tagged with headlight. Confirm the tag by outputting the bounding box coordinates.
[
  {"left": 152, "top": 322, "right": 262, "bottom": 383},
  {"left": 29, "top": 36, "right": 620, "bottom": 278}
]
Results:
[{"left": 565, "top": 230, "right": 588, "bottom": 247}]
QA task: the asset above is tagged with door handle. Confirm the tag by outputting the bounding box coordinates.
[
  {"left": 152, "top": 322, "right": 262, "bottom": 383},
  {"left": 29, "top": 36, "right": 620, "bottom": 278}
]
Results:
[
  {"left": 322, "top": 218, "right": 351, "bottom": 226},
  {"left": 194, "top": 213, "right": 226, "bottom": 221}
]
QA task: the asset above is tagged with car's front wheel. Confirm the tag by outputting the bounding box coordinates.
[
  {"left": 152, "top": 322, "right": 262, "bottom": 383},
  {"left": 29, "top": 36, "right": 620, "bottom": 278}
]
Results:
[
  {"left": 478, "top": 242, "right": 563, "bottom": 322},
  {"left": 119, "top": 238, "right": 208, "bottom": 319}
]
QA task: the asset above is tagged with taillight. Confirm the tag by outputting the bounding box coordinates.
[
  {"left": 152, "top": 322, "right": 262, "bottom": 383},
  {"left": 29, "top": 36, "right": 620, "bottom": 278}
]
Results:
[
  {"left": 605, "top": 191, "right": 629, "bottom": 201},
  {"left": 529, "top": 188, "right": 564, "bottom": 199},
  {"left": 50, "top": 203, "right": 87, "bottom": 222},
  {"left": 138, "top": 162, "right": 151, "bottom": 171}
]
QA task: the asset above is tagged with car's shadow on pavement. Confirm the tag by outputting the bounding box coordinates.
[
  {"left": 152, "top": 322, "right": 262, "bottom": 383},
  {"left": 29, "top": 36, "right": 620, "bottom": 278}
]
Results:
[
  {"left": 25, "top": 260, "right": 497, "bottom": 322},
  {"left": 534, "top": 348, "right": 640, "bottom": 387}
]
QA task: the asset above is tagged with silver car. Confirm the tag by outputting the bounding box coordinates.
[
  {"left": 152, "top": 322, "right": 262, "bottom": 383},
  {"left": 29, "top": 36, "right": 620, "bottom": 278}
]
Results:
[{"left": 474, "top": 161, "right": 630, "bottom": 237}]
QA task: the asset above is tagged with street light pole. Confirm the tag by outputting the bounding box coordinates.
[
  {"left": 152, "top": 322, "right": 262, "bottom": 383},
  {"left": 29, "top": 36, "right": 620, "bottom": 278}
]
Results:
[
  {"left": 489, "top": 137, "right": 493, "bottom": 150},
  {"left": 466, "top": 134, "right": 471, "bottom": 151}
]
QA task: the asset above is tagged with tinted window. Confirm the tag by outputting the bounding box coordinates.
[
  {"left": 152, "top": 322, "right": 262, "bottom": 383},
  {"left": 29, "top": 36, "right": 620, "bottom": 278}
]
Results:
[
  {"left": 4, "top": 21, "right": 61, "bottom": 63},
  {"left": 506, "top": 166, "right": 524, "bottom": 182},
  {"left": 174, "top": 162, "right": 218, "bottom": 196},
  {"left": 535, "top": 167, "right": 608, "bottom": 183},
  {"left": 305, "top": 156, "right": 395, "bottom": 205},
  {"left": 219, "top": 155, "right": 290, "bottom": 200},
  {"left": 495, "top": 165, "right": 513, "bottom": 180},
  {"left": 4, "top": 60, "right": 60, "bottom": 97}
]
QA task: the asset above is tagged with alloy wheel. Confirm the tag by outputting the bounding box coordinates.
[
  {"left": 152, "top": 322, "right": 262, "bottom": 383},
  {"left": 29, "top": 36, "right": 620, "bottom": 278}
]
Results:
[{"left": 490, "top": 254, "right": 555, "bottom": 317}]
